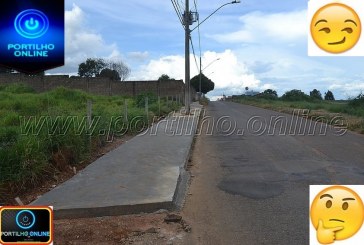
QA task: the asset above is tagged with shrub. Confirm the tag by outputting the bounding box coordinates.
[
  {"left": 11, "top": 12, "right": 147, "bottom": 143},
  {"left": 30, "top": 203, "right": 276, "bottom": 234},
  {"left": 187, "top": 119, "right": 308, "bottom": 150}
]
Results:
[
  {"left": 135, "top": 92, "right": 158, "bottom": 108},
  {"left": 255, "top": 89, "right": 278, "bottom": 100},
  {"left": 281, "top": 89, "right": 311, "bottom": 101},
  {"left": 349, "top": 93, "right": 364, "bottom": 107}
]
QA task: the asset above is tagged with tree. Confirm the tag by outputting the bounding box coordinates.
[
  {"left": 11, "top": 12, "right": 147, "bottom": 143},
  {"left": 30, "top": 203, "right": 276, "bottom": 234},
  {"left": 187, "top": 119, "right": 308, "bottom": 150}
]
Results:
[
  {"left": 78, "top": 58, "right": 130, "bottom": 81},
  {"left": 190, "top": 73, "right": 215, "bottom": 94},
  {"left": 310, "top": 89, "right": 323, "bottom": 100},
  {"left": 263, "top": 89, "right": 277, "bottom": 97},
  {"left": 106, "top": 60, "right": 130, "bottom": 81},
  {"left": 99, "top": 68, "right": 120, "bottom": 80},
  {"left": 158, "top": 74, "right": 174, "bottom": 81},
  {"left": 78, "top": 58, "right": 106, "bottom": 77},
  {"left": 324, "top": 90, "right": 335, "bottom": 100},
  {"left": 256, "top": 89, "right": 278, "bottom": 99},
  {"left": 281, "top": 89, "right": 310, "bottom": 101},
  {"left": 349, "top": 92, "right": 364, "bottom": 107}
]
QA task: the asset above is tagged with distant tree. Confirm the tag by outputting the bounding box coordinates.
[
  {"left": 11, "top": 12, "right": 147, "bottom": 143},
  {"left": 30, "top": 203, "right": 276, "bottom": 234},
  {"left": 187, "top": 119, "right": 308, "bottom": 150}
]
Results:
[
  {"left": 310, "top": 89, "right": 323, "bottom": 100},
  {"left": 99, "top": 68, "right": 120, "bottom": 80},
  {"left": 78, "top": 58, "right": 130, "bottom": 81},
  {"left": 281, "top": 89, "right": 310, "bottom": 101},
  {"left": 190, "top": 73, "right": 214, "bottom": 94},
  {"left": 158, "top": 74, "right": 174, "bottom": 81},
  {"left": 263, "top": 89, "right": 278, "bottom": 97},
  {"left": 106, "top": 60, "right": 130, "bottom": 81},
  {"left": 324, "top": 90, "right": 335, "bottom": 101},
  {"left": 256, "top": 89, "right": 278, "bottom": 99},
  {"left": 349, "top": 92, "right": 364, "bottom": 107},
  {"left": 78, "top": 58, "right": 106, "bottom": 77}
]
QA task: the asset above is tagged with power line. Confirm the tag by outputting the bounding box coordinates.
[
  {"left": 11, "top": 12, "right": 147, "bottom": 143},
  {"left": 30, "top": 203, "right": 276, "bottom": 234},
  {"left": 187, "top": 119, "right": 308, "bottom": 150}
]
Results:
[
  {"left": 194, "top": 0, "right": 202, "bottom": 95},
  {"left": 194, "top": 0, "right": 202, "bottom": 63},
  {"left": 175, "top": 0, "right": 184, "bottom": 15},
  {"left": 171, "top": 0, "right": 184, "bottom": 27},
  {"left": 177, "top": 0, "right": 185, "bottom": 12},
  {"left": 190, "top": 37, "right": 200, "bottom": 73},
  {"left": 192, "top": 0, "right": 197, "bottom": 12},
  {"left": 172, "top": 0, "right": 184, "bottom": 25}
]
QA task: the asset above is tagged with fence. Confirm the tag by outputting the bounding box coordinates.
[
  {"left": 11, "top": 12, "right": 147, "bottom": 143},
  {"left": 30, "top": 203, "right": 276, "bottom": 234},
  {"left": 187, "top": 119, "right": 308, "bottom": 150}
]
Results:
[{"left": 0, "top": 74, "right": 196, "bottom": 100}]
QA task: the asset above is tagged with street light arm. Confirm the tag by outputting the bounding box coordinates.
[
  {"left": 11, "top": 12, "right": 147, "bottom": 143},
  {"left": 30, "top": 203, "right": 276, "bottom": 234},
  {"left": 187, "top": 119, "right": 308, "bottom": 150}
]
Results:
[
  {"left": 202, "top": 58, "right": 220, "bottom": 72},
  {"left": 191, "top": 1, "right": 239, "bottom": 32}
]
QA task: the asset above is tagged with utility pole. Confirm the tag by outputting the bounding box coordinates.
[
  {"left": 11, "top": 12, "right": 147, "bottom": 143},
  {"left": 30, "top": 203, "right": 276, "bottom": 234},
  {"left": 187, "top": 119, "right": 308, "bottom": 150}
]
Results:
[
  {"left": 176, "top": 0, "right": 240, "bottom": 113},
  {"left": 184, "top": 0, "right": 191, "bottom": 114}
]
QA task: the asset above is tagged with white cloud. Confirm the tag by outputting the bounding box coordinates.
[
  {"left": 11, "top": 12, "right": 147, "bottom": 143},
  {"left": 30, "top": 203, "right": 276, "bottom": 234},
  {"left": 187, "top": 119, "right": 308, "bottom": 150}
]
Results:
[
  {"left": 131, "top": 55, "right": 185, "bottom": 80},
  {"left": 209, "top": 10, "right": 307, "bottom": 44},
  {"left": 50, "top": 4, "right": 123, "bottom": 73},
  {"left": 261, "top": 83, "right": 277, "bottom": 90},
  {"left": 329, "top": 82, "right": 364, "bottom": 98},
  {"left": 132, "top": 49, "right": 279, "bottom": 97},
  {"left": 203, "top": 50, "right": 260, "bottom": 91}
]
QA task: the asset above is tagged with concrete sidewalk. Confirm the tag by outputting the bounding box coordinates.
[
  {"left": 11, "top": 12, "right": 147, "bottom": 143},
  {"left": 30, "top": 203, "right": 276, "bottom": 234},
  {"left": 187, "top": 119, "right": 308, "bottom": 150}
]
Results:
[{"left": 32, "top": 103, "right": 202, "bottom": 219}]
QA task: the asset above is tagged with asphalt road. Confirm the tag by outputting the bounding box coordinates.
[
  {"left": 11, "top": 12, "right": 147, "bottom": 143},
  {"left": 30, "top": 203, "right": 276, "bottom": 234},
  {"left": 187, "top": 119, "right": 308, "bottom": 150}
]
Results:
[{"left": 182, "top": 101, "right": 364, "bottom": 245}]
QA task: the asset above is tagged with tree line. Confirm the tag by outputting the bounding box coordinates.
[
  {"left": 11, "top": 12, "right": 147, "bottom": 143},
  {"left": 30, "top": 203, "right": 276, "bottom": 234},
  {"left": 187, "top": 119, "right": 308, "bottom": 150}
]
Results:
[
  {"left": 157, "top": 73, "right": 215, "bottom": 95},
  {"left": 78, "top": 58, "right": 130, "bottom": 81},
  {"left": 0, "top": 57, "right": 131, "bottom": 81},
  {"left": 254, "top": 89, "right": 335, "bottom": 101}
]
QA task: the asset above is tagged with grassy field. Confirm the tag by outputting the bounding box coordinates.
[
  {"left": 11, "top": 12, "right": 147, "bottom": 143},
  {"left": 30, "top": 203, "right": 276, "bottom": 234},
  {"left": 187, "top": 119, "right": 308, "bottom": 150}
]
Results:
[
  {"left": 231, "top": 96, "right": 364, "bottom": 133},
  {"left": 0, "top": 83, "right": 181, "bottom": 199}
]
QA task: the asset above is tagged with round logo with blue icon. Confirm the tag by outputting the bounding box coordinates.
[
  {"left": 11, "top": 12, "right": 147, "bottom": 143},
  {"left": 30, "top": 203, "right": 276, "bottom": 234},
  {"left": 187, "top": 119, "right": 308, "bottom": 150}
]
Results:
[
  {"left": 14, "top": 9, "right": 49, "bottom": 39},
  {"left": 15, "top": 210, "right": 36, "bottom": 229}
]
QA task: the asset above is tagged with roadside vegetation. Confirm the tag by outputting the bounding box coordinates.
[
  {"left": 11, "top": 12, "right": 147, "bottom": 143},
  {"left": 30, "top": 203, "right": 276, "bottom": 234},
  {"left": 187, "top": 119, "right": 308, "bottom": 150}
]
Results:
[
  {"left": 229, "top": 89, "right": 364, "bottom": 133},
  {"left": 0, "top": 83, "right": 181, "bottom": 202}
]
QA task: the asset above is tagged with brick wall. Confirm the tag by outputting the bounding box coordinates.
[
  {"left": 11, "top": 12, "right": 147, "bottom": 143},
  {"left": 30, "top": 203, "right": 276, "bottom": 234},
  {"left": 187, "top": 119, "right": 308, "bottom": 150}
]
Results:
[{"left": 0, "top": 74, "right": 195, "bottom": 100}]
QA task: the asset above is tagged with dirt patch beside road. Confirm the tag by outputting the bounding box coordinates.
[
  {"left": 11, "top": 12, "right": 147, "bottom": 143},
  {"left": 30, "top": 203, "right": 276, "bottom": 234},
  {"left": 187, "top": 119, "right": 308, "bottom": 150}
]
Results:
[{"left": 54, "top": 211, "right": 189, "bottom": 244}]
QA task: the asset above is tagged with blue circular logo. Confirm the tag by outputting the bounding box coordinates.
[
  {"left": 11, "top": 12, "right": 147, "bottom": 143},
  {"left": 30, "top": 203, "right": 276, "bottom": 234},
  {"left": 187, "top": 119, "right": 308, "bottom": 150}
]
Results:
[
  {"left": 16, "top": 210, "right": 36, "bottom": 229},
  {"left": 14, "top": 9, "right": 49, "bottom": 39}
]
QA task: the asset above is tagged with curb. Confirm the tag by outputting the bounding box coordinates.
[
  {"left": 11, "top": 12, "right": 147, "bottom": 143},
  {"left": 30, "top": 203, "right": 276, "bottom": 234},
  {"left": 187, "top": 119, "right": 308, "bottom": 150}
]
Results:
[
  {"left": 172, "top": 106, "right": 203, "bottom": 210},
  {"left": 34, "top": 104, "right": 203, "bottom": 219},
  {"left": 54, "top": 202, "right": 174, "bottom": 219}
]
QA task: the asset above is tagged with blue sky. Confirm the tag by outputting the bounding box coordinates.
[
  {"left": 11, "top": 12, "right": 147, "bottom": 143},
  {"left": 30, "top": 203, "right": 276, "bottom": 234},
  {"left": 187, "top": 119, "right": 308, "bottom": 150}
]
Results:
[{"left": 51, "top": 0, "right": 364, "bottom": 100}]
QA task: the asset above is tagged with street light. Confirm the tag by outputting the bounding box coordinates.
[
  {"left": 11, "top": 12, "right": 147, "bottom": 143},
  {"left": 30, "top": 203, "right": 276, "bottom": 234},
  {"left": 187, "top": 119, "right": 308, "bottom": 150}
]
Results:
[
  {"left": 190, "top": 1, "right": 241, "bottom": 32},
  {"left": 206, "top": 71, "right": 215, "bottom": 77},
  {"left": 183, "top": 0, "right": 240, "bottom": 114},
  {"left": 199, "top": 58, "right": 220, "bottom": 98},
  {"left": 202, "top": 58, "right": 220, "bottom": 72}
]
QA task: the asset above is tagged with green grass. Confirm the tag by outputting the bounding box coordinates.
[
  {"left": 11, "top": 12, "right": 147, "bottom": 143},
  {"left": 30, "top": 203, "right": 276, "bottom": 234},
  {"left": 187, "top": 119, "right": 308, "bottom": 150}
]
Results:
[
  {"left": 0, "top": 84, "right": 181, "bottom": 194},
  {"left": 231, "top": 96, "right": 364, "bottom": 132}
]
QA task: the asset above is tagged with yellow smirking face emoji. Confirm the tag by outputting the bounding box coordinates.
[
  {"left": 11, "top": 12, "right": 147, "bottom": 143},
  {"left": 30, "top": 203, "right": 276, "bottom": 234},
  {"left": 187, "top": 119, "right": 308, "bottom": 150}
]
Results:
[{"left": 310, "top": 2, "right": 361, "bottom": 54}]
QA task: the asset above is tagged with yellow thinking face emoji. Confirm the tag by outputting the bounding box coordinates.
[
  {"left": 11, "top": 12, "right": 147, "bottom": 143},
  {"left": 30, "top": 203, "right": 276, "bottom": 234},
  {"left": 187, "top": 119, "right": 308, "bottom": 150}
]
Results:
[
  {"left": 310, "top": 3, "right": 361, "bottom": 53},
  {"left": 311, "top": 186, "right": 364, "bottom": 244}
]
